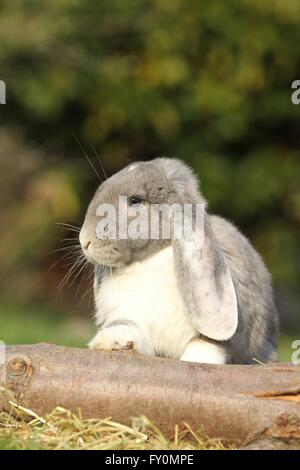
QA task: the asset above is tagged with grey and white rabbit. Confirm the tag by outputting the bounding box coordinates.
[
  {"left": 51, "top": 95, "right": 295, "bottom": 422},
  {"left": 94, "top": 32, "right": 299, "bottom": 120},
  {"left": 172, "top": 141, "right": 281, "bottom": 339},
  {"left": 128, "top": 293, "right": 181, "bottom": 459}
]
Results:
[{"left": 79, "top": 158, "right": 279, "bottom": 364}]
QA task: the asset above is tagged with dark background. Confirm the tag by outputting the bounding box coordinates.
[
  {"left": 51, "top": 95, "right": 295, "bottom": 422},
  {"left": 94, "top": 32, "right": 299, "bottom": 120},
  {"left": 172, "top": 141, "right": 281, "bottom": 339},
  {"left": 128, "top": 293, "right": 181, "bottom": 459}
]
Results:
[{"left": 0, "top": 0, "right": 299, "bottom": 359}]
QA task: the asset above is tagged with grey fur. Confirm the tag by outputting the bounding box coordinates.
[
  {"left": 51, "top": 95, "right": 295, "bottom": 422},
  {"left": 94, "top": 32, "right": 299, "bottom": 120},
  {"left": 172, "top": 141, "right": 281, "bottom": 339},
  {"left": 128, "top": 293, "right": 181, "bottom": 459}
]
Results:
[
  {"left": 80, "top": 157, "right": 279, "bottom": 364},
  {"left": 173, "top": 215, "right": 239, "bottom": 343}
]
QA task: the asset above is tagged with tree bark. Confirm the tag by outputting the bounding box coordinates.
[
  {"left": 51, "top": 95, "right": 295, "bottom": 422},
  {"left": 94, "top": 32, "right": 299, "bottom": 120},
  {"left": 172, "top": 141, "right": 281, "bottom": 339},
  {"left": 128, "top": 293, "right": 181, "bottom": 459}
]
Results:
[{"left": 0, "top": 343, "right": 300, "bottom": 447}]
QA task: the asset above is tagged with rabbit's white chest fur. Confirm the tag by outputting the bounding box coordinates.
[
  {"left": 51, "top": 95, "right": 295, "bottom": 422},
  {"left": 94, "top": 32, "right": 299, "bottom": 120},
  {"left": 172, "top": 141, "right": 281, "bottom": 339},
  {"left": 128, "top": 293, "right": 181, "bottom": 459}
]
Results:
[{"left": 94, "top": 246, "right": 197, "bottom": 358}]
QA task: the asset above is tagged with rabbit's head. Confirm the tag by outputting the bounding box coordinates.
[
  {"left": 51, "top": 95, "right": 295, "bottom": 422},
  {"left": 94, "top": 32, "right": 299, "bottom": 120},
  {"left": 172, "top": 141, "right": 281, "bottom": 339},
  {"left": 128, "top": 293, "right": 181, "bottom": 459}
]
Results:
[{"left": 79, "top": 158, "right": 204, "bottom": 267}]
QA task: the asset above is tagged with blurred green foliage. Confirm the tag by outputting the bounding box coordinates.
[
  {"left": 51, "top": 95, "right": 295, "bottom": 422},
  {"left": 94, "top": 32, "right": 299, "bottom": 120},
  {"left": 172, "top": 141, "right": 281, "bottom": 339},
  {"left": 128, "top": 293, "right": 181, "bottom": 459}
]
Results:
[
  {"left": 0, "top": 303, "right": 94, "bottom": 346},
  {"left": 0, "top": 0, "right": 299, "bottom": 341}
]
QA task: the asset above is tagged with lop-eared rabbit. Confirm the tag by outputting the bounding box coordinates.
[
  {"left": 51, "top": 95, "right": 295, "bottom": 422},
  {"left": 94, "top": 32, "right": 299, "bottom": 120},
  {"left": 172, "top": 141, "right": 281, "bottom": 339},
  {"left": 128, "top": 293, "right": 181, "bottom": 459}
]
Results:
[{"left": 79, "top": 158, "right": 279, "bottom": 364}]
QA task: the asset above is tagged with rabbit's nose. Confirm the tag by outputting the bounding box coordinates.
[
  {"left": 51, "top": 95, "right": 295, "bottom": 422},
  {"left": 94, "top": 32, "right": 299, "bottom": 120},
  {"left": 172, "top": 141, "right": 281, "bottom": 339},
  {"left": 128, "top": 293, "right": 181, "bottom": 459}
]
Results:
[{"left": 79, "top": 228, "right": 91, "bottom": 250}]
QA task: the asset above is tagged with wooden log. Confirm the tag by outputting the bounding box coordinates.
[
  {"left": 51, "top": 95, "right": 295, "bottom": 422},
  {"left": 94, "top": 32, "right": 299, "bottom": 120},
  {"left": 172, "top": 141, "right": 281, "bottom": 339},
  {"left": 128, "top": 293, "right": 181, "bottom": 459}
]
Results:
[{"left": 0, "top": 343, "right": 300, "bottom": 447}]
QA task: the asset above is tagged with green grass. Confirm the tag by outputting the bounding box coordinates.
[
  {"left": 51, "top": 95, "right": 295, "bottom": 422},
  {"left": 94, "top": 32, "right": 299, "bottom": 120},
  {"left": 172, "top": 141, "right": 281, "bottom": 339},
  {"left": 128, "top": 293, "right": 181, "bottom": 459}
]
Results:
[
  {"left": 279, "top": 334, "right": 300, "bottom": 363},
  {"left": 0, "top": 303, "right": 94, "bottom": 348},
  {"left": 0, "top": 405, "right": 230, "bottom": 450}
]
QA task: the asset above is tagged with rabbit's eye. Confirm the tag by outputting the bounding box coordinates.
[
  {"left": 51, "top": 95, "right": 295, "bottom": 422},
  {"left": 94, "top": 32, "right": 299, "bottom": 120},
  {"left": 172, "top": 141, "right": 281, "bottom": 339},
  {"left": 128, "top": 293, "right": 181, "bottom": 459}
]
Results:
[{"left": 128, "top": 196, "right": 143, "bottom": 207}]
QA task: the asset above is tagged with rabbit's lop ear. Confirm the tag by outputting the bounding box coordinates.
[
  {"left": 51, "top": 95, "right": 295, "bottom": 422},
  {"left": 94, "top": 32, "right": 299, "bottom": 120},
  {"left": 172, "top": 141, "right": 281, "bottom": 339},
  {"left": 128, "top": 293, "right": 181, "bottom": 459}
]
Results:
[{"left": 173, "top": 216, "right": 238, "bottom": 341}]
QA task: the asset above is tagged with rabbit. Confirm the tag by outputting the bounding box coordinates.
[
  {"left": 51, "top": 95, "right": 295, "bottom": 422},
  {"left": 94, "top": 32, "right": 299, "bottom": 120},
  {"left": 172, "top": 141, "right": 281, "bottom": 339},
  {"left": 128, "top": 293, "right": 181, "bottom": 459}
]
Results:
[{"left": 79, "top": 157, "right": 279, "bottom": 364}]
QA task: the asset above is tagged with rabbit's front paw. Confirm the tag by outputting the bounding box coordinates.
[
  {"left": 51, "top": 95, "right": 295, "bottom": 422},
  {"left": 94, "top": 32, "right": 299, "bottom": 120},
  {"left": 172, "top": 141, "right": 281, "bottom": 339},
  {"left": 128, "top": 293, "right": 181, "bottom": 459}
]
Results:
[{"left": 89, "top": 328, "right": 136, "bottom": 351}]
